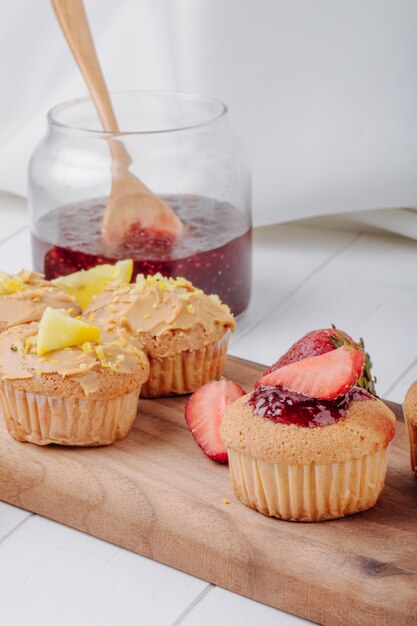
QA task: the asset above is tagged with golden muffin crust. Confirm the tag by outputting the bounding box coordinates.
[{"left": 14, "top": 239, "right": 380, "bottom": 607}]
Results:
[
  {"left": 404, "top": 380, "right": 417, "bottom": 427},
  {"left": 3, "top": 369, "right": 146, "bottom": 400},
  {"left": 103, "top": 323, "right": 228, "bottom": 359},
  {"left": 220, "top": 392, "right": 396, "bottom": 465}
]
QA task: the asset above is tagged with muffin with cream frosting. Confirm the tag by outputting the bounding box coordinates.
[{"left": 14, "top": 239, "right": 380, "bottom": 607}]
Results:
[
  {"left": 0, "top": 308, "right": 149, "bottom": 446},
  {"left": 84, "top": 273, "right": 235, "bottom": 397},
  {"left": 404, "top": 381, "right": 417, "bottom": 476},
  {"left": 0, "top": 269, "right": 81, "bottom": 331},
  {"left": 221, "top": 346, "right": 395, "bottom": 521}
]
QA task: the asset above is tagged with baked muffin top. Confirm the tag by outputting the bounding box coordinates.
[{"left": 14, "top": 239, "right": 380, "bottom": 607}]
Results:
[
  {"left": 0, "top": 320, "right": 149, "bottom": 399},
  {"left": 84, "top": 273, "right": 235, "bottom": 358},
  {"left": 404, "top": 380, "right": 417, "bottom": 426},
  {"left": 0, "top": 270, "right": 80, "bottom": 331},
  {"left": 220, "top": 392, "right": 396, "bottom": 465}
]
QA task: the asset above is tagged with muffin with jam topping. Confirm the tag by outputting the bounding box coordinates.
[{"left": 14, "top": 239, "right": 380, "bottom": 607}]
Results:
[
  {"left": 220, "top": 346, "right": 395, "bottom": 521},
  {"left": 0, "top": 269, "right": 81, "bottom": 331},
  {"left": 84, "top": 273, "right": 235, "bottom": 397},
  {"left": 0, "top": 307, "right": 149, "bottom": 446}
]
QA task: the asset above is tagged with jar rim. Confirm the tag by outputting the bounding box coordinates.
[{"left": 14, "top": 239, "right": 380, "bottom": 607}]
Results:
[{"left": 47, "top": 90, "right": 228, "bottom": 136}]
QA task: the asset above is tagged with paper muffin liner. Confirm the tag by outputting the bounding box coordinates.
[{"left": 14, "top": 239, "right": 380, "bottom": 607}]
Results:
[
  {"left": 0, "top": 382, "right": 141, "bottom": 446},
  {"left": 227, "top": 448, "right": 389, "bottom": 522},
  {"left": 140, "top": 330, "right": 230, "bottom": 398},
  {"left": 405, "top": 420, "right": 417, "bottom": 476}
]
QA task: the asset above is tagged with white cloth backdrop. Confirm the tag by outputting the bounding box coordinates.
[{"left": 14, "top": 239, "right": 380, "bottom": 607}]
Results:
[{"left": 1, "top": 0, "right": 417, "bottom": 233}]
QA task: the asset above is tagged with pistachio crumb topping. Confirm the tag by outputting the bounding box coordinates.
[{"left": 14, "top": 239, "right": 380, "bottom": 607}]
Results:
[
  {"left": 134, "top": 273, "right": 195, "bottom": 294},
  {"left": 79, "top": 363, "right": 88, "bottom": 369},
  {"left": 208, "top": 294, "right": 222, "bottom": 306},
  {"left": 186, "top": 304, "right": 195, "bottom": 314},
  {"left": 114, "top": 286, "right": 130, "bottom": 296},
  {"left": 142, "top": 313, "right": 151, "bottom": 320},
  {"left": 95, "top": 345, "right": 107, "bottom": 363},
  {"left": 131, "top": 346, "right": 147, "bottom": 368},
  {"left": 0, "top": 271, "right": 29, "bottom": 295},
  {"left": 92, "top": 345, "right": 116, "bottom": 371},
  {"left": 24, "top": 336, "right": 37, "bottom": 354},
  {"left": 88, "top": 313, "right": 95, "bottom": 322}
]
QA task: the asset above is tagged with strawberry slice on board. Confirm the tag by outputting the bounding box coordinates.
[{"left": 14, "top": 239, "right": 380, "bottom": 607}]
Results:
[
  {"left": 184, "top": 379, "right": 246, "bottom": 463},
  {"left": 257, "top": 347, "right": 365, "bottom": 401},
  {"left": 260, "top": 325, "right": 376, "bottom": 395}
]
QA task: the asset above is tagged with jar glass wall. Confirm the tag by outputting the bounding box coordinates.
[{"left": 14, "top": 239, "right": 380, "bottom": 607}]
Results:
[{"left": 29, "top": 91, "right": 252, "bottom": 315}]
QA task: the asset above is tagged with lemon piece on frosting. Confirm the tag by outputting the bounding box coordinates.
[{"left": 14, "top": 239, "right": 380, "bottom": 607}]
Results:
[
  {"left": 37, "top": 307, "right": 100, "bottom": 355},
  {"left": 52, "top": 260, "right": 133, "bottom": 310}
]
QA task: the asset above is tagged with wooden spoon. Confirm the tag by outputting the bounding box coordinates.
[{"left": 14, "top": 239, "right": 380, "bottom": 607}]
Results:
[{"left": 50, "top": 0, "right": 183, "bottom": 246}]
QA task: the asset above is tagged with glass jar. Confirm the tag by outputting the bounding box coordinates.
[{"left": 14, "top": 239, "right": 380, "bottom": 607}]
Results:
[{"left": 29, "top": 91, "right": 252, "bottom": 315}]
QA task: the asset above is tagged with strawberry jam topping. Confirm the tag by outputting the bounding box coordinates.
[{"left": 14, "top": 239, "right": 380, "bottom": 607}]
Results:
[
  {"left": 248, "top": 385, "right": 375, "bottom": 427},
  {"left": 31, "top": 194, "right": 252, "bottom": 316}
]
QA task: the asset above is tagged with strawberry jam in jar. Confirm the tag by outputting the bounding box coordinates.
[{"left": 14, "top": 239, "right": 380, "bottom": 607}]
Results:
[{"left": 29, "top": 92, "right": 252, "bottom": 315}]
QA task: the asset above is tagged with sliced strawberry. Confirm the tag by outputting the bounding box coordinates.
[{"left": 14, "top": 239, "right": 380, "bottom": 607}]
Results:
[
  {"left": 184, "top": 379, "right": 246, "bottom": 463},
  {"left": 260, "top": 325, "right": 376, "bottom": 395},
  {"left": 263, "top": 327, "right": 357, "bottom": 373},
  {"left": 257, "top": 347, "right": 365, "bottom": 400}
]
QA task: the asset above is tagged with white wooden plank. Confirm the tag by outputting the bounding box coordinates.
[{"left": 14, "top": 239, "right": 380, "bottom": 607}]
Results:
[
  {"left": 0, "top": 503, "right": 31, "bottom": 542},
  {"left": 0, "top": 515, "right": 208, "bottom": 626},
  {"left": 233, "top": 231, "right": 417, "bottom": 399},
  {"left": 384, "top": 359, "right": 417, "bottom": 404},
  {"left": 0, "top": 193, "right": 28, "bottom": 242},
  {"left": 0, "top": 228, "right": 32, "bottom": 272},
  {"left": 231, "top": 224, "right": 358, "bottom": 344},
  {"left": 176, "top": 586, "right": 311, "bottom": 626}
]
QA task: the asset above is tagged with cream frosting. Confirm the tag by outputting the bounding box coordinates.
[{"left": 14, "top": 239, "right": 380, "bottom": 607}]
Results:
[
  {"left": 0, "top": 322, "right": 149, "bottom": 394},
  {"left": 0, "top": 270, "right": 80, "bottom": 329},
  {"left": 84, "top": 274, "right": 235, "bottom": 349}
]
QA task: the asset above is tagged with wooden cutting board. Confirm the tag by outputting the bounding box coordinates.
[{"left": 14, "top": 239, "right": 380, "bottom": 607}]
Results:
[{"left": 0, "top": 355, "right": 416, "bottom": 625}]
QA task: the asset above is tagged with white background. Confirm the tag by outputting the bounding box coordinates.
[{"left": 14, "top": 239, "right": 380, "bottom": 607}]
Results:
[{"left": 1, "top": 0, "right": 417, "bottom": 228}]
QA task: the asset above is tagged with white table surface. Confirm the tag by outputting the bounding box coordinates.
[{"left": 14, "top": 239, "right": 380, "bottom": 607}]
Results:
[{"left": 0, "top": 210, "right": 416, "bottom": 626}]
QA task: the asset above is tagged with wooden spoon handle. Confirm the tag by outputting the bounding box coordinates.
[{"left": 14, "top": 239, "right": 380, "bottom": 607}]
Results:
[
  {"left": 50, "top": 0, "right": 132, "bottom": 168},
  {"left": 51, "top": 0, "right": 183, "bottom": 245}
]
